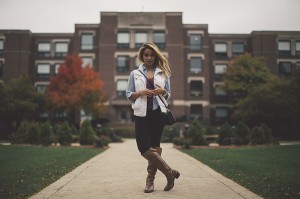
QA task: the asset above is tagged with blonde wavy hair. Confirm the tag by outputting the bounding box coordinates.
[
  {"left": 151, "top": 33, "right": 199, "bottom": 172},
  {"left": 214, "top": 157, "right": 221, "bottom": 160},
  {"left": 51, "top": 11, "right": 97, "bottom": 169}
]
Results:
[{"left": 138, "top": 42, "right": 171, "bottom": 76}]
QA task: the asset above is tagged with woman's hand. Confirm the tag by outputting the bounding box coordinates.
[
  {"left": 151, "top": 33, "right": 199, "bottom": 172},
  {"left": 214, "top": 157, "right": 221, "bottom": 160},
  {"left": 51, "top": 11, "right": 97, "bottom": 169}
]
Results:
[
  {"left": 153, "top": 84, "right": 166, "bottom": 96},
  {"left": 140, "top": 89, "right": 154, "bottom": 97}
]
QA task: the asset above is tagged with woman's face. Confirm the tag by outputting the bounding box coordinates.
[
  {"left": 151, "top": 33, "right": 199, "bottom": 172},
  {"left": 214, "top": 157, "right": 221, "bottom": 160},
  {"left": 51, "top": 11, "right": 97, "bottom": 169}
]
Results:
[{"left": 142, "top": 48, "right": 156, "bottom": 68}]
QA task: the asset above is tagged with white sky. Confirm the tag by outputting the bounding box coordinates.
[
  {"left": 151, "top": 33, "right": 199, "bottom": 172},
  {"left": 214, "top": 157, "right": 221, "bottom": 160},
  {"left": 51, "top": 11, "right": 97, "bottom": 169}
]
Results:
[{"left": 0, "top": 0, "right": 300, "bottom": 34}]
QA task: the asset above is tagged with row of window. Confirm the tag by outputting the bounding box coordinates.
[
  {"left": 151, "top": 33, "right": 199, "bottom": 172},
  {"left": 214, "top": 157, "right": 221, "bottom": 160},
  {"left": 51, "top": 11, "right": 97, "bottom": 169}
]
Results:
[
  {"left": 37, "top": 42, "right": 69, "bottom": 57},
  {"left": 214, "top": 42, "right": 245, "bottom": 58},
  {"left": 117, "top": 31, "right": 166, "bottom": 49},
  {"left": 278, "top": 40, "right": 300, "bottom": 56},
  {"left": 278, "top": 61, "right": 300, "bottom": 75},
  {"left": 117, "top": 31, "right": 203, "bottom": 50}
]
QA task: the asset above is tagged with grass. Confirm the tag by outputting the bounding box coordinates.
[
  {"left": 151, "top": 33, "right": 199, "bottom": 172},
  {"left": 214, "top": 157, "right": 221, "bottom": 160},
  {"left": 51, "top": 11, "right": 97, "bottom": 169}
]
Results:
[
  {"left": 181, "top": 145, "right": 300, "bottom": 199},
  {"left": 0, "top": 145, "right": 104, "bottom": 199}
]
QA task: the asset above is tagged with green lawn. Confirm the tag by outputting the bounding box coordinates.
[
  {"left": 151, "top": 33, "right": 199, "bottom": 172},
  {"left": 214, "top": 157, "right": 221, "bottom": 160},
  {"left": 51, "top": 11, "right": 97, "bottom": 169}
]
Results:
[
  {"left": 0, "top": 145, "right": 104, "bottom": 199},
  {"left": 181, "top": 145, "right": 300, "bottom": 199}
]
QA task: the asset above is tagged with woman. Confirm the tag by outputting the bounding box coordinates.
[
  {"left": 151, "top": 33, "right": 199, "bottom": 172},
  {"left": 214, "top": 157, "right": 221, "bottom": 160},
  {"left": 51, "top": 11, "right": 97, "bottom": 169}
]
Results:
[{"left": 126, "top": 42, "right": 180, "bottom": 193}]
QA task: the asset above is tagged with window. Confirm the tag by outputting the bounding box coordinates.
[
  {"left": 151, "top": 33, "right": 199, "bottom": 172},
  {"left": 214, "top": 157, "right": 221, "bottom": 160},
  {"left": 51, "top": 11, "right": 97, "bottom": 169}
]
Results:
[
  {"left": 214, "top": 43, "right": 227, "bottom": 58},
  {"left": 296, "top": 62, "right": 300, "bottom": 71},
  {"left": 214, "top": 64, "right": 227, "bottom": 80},
  {"left": 296, "top": 41, "right": 300, "bottom": 56},
  {"left": 0, "top": 61, "right": 3, "bottom": 77},
  {"left": 190, "top": 57, "right": 202, "bottom": 73},
  {"left": 81, "top": 33, "right": 93, "bottom": 50},
  {"left": 189, "top": 34, "right": 202, "bottom": 50},
  {"left": 135, "top": 56, "right": 140, "bottom": 69},
  {"left": 36, "top": 85, "right": 47, "bottom": 94},
  {"left": 117, "top": 32, "right": 130, "bottom": 49},
  {"left": 278, "top": 41, "right": 291, "bottom": 56},
  {"left": 55, "top": 43, "right": 68, "bottom": 57},
  {"left": 135, "top": 32, "right": 147, "bottom": 48},
  {"left": 116, "top": 79, "right": 128, "bottom": 97},
  {"left": 117, "top": 56, "right": 130, "bottom": 72},
  {"left": 190, "top": 105, "right": 203, "bottom": 120},
  {"left": 215, "top": 86, "right": 227, "bottom": 96},
  {"left": 232, "top": 42, "right": 245, "bottom": 56},
  {"left": 55, "top": 63, "right": 61, "bottom": 75},
  {"left": 190, "top": 80, "right": 203, "bottom": 97},
  {"left": 153, "top": 32, "right": 165, "bottom": 49},
  {"left": 81, "top": 57, "right": 93, "bottom": 68},
  {"left": 37, "top": 63, "right": 50, "bottom": 79},
  {"left": 0, "top": 39, "right": 4, "bottom": 55},
  {"left": 215, "top": 107, "right": 228, "bottom": 119},
  {"left": 37, "top": 42, "right": 51, "bottom": 57},
  {"left": 279, "top": 62, "right": 292, "bottom": 75}
]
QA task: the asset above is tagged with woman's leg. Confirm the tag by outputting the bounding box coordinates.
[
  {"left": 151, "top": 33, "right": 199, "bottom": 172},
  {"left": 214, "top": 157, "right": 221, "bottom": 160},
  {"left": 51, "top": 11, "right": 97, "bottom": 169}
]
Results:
[
  {"left": 135, "top": 115, "right": 151, "bottom": 154},
  {"left": 149, "top": 108, "right": 165, "bottom": 147},
  {"left": 144, "top": 109, "right": 168, "bottom": 192}
]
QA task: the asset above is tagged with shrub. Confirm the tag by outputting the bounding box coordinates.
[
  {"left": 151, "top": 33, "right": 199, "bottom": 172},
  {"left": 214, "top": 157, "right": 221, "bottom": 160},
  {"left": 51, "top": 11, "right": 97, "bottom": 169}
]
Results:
[
  {"left": 79, "top": 120, "right": 97, "bottom": 145},
  {"left": 173, "top": 137, "right": 191, "bottom": 148},
  {"left": 205, "top": 125, "right": 218, "bottom": 135},
  {"left": 39, "top": 122, "right": 54, "bottom": 146},
  {"left": 56, "top": 122, "right": 73, "bottom": 146},
  {"left": 95, "top": 135, "right": 111, "bottom": 147},
  {"left": 218, "top": 122, "right": 233, "bottom": 145},
  {"left": 14, "top": 121, "right": 30, "bottom": 144},
  {"left": 161, "top": 125, "right": 180, "bottom": 143},
  {"left": 105, "top": 128, "right": 122, "bottom": 143},
  {"left": 233, "top": 121, "right": 250, "bottom": 145},
  {"left": 27, "top": 122, "right": 40, "bottom": 145},
  {"left": 250, "top": 124, "right": 276, "bottom": 145},
  {"left": 188, "top": 119, "right": 207, "bottom": 145}
]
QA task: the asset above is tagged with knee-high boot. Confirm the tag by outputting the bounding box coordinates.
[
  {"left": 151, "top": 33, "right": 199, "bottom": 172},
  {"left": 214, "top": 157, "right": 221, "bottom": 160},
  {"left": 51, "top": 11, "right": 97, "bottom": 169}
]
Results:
[
  {"left": 142, "top": 148, "right": 180, "bottom": 191},
  {"left": 144, "top": 147, "right": 162, "bottom": 193}
]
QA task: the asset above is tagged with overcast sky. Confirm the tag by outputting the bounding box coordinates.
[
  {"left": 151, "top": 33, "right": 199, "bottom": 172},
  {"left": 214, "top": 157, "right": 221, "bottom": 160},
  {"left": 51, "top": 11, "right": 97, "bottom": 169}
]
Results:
[{"left": 1, "top": 0, "right": 300, "bottom": 34}]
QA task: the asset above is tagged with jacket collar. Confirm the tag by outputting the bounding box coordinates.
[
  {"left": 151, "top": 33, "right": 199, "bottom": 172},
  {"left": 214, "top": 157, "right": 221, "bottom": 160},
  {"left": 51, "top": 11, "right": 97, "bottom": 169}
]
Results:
[{"left": 137, "top": 64, "right": 162, "bottom": 75}]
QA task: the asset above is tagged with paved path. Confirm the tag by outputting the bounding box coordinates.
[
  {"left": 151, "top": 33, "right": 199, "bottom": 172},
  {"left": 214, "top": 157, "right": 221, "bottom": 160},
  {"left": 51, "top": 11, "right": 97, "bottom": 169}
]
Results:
[{"left": 30, "top": 139, "right": 262, "bottom": 199}]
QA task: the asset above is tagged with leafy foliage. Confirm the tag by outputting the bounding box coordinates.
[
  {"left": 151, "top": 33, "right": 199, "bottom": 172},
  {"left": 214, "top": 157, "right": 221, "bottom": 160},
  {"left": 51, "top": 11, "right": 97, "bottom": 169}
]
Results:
[
  {"left": 218, "top": 122, "right": 233, "bottom": 145},
  {"left": 56, "top": 122, "right": 73, "bottom": 146},
  {"left": 188, "top": 119, "right": 207, "bottom": 145},
  {"left": 233, "top": 121, "right": 251, "bottom": 145},
  {"left": 79, "top": 120, "right": 97, "bottom": 145},
  {"left": 224, "top": 53, "right": 274, "bottom": 98},
  {"left": 0, "top": 75, "right": 46, "bottom": 136},
  {"left": 47, "top": 54, "right": 106, "bottom": 126}
]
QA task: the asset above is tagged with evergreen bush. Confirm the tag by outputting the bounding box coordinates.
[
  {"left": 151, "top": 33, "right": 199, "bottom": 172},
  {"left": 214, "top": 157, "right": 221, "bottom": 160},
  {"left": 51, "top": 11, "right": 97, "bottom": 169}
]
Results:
[
  {"left": 39, "top": 122, "right": 54, "bottom": 146},
  {"left": 188, "top": 119, "right": 207, "bottom": 145},
  {"left": 218, "top": 122, "right": 233, "bottom": 145},
  {"left": 233, "top": 121, "right": 251, "bottom": 145},
  {"left": 57, "top": 122, "right": 73, "bottom": 146},
  {"left": 27, "top": 122, "right": 40, "bottom": 145},
  {"left": 95, "top": 135, "right": 111, "bottom": 147},
  {"left": 161, "top": 125, "right": 180, "bottom": 143},
  {"left": 79, "top": 120, "right": 97, "bottom": 145},
  {"left": 14, "top": 121, "right": 30, "bottom": 144}
]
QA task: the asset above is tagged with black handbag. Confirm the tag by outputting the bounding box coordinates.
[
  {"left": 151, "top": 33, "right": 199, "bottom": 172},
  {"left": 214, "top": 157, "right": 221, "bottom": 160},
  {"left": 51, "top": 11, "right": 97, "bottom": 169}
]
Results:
[{"left": 137, "top": 70, "right": 176, "bottom": 125}]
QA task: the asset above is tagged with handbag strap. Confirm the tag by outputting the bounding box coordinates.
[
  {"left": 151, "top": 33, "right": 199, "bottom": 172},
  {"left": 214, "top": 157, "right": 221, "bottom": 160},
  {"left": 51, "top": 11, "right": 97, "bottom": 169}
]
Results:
[{"left": 137, "top": 69, "right": 168, "bottom": 108}]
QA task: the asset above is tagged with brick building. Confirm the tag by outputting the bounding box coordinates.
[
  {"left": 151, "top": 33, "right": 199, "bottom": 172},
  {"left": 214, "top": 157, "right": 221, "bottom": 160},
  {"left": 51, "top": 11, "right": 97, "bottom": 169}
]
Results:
[{"left": 1, "top": 12, "right": 300, "bottom": 125}]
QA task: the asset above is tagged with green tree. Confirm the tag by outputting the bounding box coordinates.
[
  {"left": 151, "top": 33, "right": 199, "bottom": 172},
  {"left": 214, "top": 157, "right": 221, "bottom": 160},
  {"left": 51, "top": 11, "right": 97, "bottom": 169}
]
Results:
[
  {"left": 0, "top": 75, "right": 46, "bottom": 138},
  {"left": 224, "top": 53, "right": 276, "bottom": 101}
]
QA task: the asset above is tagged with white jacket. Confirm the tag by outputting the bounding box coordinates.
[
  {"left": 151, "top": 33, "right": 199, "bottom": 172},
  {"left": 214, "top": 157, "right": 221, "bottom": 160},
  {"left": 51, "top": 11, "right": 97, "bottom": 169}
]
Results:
[{"left": 132, "top": 65, "right": 169, "bottom": 117}]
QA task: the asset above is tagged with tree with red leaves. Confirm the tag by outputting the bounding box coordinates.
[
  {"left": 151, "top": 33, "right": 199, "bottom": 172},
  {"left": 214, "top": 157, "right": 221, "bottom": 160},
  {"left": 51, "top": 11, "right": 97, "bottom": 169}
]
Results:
[{"left": 47, "top": 54, "right": 106, "bottom": 126}]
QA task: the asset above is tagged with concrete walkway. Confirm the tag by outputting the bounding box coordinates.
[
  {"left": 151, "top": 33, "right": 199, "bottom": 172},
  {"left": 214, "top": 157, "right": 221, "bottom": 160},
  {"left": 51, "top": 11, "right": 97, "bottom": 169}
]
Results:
[{"left": 30, "top": 139, "right": 262, "bottom": 199}]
